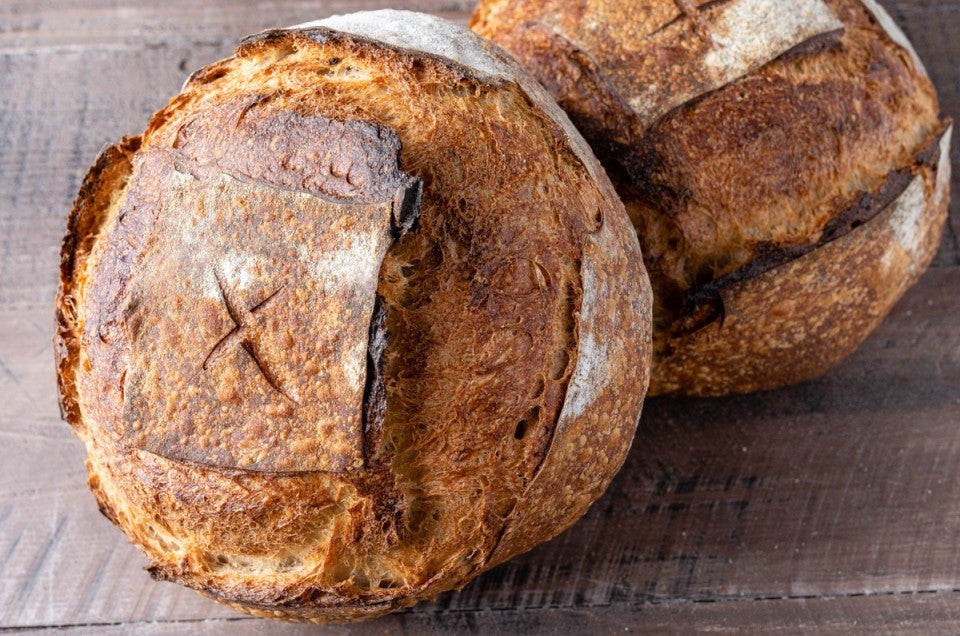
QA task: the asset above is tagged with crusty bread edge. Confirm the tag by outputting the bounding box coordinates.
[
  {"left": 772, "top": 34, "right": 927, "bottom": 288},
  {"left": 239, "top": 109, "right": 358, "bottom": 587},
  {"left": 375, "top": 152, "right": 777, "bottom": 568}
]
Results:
[
  {"left": 58, "top": 11, "right": 653, "bottom": 621},
  {"left": 298, "top": 10, "right": 613, "bottom": 193},
  {"left": 55, "top": 137, "right": 140, "bottom": 438},
  {"left": 859, "top": 0, "right": 928, "bottom": 78},
  {"left": 650, "top": 125, "right": 952, "bottom": 396},
  {"left": 487, "top": 208, "right": 653, "bottom": 567}
]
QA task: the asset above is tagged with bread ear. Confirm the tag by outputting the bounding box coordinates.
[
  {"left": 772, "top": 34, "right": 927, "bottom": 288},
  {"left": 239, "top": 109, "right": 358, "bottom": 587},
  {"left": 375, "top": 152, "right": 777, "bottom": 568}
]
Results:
[
  {"left": 859, "top": 0, "right": 928, "bottom": 77},
  {"left": 56, "top": 137, "right": 139, "bottom": 436}
]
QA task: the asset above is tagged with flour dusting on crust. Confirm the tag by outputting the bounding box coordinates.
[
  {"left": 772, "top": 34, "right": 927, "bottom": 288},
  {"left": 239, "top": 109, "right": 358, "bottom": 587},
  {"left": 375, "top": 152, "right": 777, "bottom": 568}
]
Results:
[
  {"left": 884, "top": 125, "right": 954, "bottom": 273},
  {"left": 933, "top": 125, "right": 953, "bottom": 211},
  {"left": 703, "top": 0, "right": 842, "bottom": 73},
  {"left": 882, "top": 176, "right": 925, "bottom": 272},
  {"left": 560, "top": 261, "right": 609, "bottom": 420},
  {"left": 611, "top": 0, "right": 841, "bottom": 126},
  {"left": 859, "top": 0, "right": 928, "bottom": 78}
]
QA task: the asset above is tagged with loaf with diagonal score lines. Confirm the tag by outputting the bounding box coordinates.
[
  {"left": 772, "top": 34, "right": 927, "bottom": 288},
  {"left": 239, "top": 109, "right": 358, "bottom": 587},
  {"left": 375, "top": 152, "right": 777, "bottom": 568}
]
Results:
[{"left": 472, "top": 0, "right": 952, "bottom": 396}]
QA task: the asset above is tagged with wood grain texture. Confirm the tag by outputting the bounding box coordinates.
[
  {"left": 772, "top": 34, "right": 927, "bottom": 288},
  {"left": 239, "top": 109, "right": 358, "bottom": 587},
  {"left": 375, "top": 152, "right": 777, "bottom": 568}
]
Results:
[
  {"left": 2, "top": 0, "right": 960, "bottom": 632},
  {"left": 13, "top": 593, "right": 960, "bottom": 635}
]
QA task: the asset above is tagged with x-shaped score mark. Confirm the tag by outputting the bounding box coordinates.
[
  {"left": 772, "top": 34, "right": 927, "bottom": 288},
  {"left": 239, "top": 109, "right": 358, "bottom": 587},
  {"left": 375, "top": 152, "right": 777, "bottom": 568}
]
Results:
[{"left": 202, "top": 271, "right": 297, "bottom": 404}]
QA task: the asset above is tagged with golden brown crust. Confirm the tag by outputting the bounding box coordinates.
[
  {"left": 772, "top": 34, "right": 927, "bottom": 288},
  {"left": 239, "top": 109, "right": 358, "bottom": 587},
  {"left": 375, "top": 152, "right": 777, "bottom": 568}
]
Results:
[
  {"left": 473, "top": 0, "right": 950, "bottom": 395},
  {"left": 56, "top": 10, "right": 652, "bottom": 622},
  {"left": 674, "top": 129, "right": 946, "bottom": 339},
  {"left": 655, "top": 126, "right": 951, "bottom": 395},
  {"left": 99, "top": 99, "right": 422, "bottom": 474},
  {"left": 56, "top": 137, "right": 140, "bottom": 434}
]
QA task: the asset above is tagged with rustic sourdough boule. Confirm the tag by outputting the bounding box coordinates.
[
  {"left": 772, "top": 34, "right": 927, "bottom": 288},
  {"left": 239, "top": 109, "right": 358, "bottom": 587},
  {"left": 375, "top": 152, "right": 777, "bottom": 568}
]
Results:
[
  {"left": 54, "top": 11, "right": 653, "bottom": 622},
  {"left": 472, "top": 0, "right": 952, "bottom": 396}
]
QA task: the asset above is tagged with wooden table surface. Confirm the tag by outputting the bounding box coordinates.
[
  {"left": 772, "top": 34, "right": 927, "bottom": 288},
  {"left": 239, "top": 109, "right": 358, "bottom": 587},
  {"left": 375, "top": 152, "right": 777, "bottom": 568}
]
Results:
[{"left": 2, "top": 0, "right": 960, "bottom": 633}]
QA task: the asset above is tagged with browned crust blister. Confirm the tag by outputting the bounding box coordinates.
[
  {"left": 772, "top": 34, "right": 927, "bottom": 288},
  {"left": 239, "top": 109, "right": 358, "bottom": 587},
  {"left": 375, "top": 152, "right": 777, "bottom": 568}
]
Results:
[
  {"left": 473, "top": 0, "right": 951, "bottom": 396},
  {"left": 56, "top": 10, "right": 651, "bottom": 623}
]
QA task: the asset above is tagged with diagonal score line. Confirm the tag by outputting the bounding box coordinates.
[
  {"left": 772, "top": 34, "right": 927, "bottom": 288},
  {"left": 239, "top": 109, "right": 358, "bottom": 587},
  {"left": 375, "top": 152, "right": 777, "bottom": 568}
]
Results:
[
  {"left": 214, "top": 269, "right": 243, "bottom": 328},
  {"left": 201, "top": 270, "right": 294, "bottom": 403},
  {"left": 239, "top": 339, "right": 297, "bottom": 405}
]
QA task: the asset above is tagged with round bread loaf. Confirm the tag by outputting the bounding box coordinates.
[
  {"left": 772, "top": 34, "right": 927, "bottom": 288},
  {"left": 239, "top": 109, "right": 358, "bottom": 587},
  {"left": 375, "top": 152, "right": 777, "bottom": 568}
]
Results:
[
  {"left": 472, "top": 0, "right": 952, "bottom": 396},
  {"left": 54, "top": 11, "right": 652, "bottom": 622}
]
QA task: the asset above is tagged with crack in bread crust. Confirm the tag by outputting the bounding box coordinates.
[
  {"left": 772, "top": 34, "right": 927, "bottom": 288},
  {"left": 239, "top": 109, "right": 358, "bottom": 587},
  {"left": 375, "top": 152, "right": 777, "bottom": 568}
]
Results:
[{"left": 675, "top": 126, "right": 948, "bottom": 336}]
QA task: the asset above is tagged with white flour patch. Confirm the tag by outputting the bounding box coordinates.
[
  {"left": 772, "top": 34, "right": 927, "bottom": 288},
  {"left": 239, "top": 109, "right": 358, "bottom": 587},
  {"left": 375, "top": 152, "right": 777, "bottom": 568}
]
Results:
[
  {"left": 887, "top": 127, "right": 953, "bottom": 275},
  {"left": 168, "top": 171, "right": 222, "bottom": 299},
  {"left": 564, "top": 330, "right": 609, "bottom": 421},
  {"left": 888, "top": 176, "right": 927, "bottom": 276},
  {"left": 342, "top": 338, "right": 369, "bottom": 393},
  {"left": 703, "top": 0, "right": 841, "bottom": 74},
  {"left": 197, "top": 270, "right": 220, "bottom": 300},
  {"left": 859, "top": 0, "right": 928, "bottom": 78},
  {"left": 298, "top": 229, "right": 386, "bottom": 297},
  {"left": 219, "top": 251, "right": 261, "bottom": 292},
  {"left": 933, "top": 126, "right": 953, "bottom": 211},
  {"left": 298, "top": 231, "right": 385, "bottom": 393},
  {"left": 561, "top": 255, "right": 610, "bottom": 421}
]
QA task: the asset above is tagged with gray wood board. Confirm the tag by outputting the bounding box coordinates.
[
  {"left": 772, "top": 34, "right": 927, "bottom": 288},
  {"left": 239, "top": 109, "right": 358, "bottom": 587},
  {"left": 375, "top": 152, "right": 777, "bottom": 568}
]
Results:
[{"left": 3, "top": 0, "right": 960, "bottom": 632}]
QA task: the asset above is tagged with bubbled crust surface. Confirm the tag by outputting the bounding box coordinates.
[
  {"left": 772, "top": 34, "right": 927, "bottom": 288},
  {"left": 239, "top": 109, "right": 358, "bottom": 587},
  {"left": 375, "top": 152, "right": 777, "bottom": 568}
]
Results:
[
  {"left": 472, "top": 0, "right": 950, "bottom": 395},
  {"left": 55, "top": 11, "right": 652, "bottom": 623}
]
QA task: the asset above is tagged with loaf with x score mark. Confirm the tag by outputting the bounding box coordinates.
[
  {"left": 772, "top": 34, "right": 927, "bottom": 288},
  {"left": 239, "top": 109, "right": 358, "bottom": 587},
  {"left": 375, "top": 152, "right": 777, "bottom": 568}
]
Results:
[{"left": 54, "top": 10, "right": 653, "bottom": 622}]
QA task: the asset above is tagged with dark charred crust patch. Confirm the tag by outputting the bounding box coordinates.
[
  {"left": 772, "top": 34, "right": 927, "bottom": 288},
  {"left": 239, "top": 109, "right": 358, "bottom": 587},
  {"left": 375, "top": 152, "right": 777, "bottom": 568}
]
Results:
[
  {"left": 170, "top": 97, "right": 412, "bottom": 204},
  {"left": 676, "top": 127, "right": 948, "bottom": 335},
  {"left": 362, "top": 295, "right": 389, "bottom": 468}
]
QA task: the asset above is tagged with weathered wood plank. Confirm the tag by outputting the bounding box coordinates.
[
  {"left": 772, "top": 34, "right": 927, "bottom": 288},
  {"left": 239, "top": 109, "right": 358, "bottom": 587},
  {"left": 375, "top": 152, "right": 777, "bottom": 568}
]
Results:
[
  {"left": 0, "top": 0, "right": 472, "bottom": 52},
  {"left": 14, "top": 592, "right": 960, "bottom": 635},
  {"left": 3, "top": 0, "right": 960, "bottom": 632},
  {"left": 4, "top": 268, "right": 960, "bottom": 627}
]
